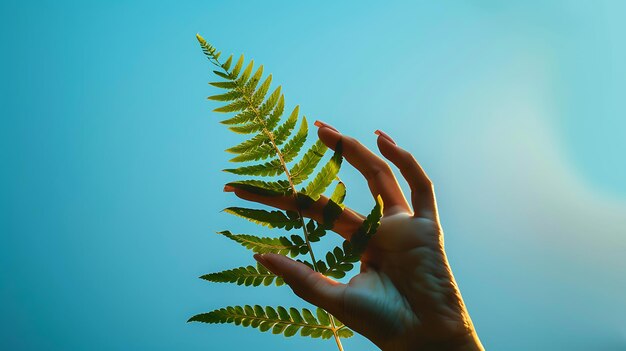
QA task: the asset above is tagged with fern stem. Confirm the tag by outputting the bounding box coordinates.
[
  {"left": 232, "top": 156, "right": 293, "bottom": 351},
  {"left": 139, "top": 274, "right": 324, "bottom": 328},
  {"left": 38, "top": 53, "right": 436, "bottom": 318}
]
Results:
[{"left": 206, "top": 51, "right": 345, "bottom": 351}]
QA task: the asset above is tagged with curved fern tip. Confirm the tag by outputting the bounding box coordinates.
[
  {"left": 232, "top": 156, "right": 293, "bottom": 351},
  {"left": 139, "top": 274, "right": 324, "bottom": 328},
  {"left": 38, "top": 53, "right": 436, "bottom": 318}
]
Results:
[{"left": 196, "top": 33, "right": 205, "bottom": 43}]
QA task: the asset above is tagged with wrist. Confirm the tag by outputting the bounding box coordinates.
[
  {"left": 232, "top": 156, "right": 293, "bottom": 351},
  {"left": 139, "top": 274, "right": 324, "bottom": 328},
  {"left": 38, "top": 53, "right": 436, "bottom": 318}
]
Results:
[{"left": 379, "top": 330, "right": 483, "bottom": 351}]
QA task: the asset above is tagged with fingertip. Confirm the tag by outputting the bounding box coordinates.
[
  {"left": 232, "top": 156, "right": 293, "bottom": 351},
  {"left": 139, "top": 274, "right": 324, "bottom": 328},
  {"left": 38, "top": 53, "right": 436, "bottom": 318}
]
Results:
[
  {"left": 374, "top": 129, "right": 396, "bottom": 145},
  {"left": 317, "top": 125, "right": 342, "bottom": 150}
]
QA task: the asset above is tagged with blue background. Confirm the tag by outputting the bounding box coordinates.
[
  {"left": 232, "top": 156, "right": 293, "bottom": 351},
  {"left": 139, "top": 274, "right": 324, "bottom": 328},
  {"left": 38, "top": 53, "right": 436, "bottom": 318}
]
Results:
[{"left": 2, "top": 1, "right": 625, "bottom": 350}]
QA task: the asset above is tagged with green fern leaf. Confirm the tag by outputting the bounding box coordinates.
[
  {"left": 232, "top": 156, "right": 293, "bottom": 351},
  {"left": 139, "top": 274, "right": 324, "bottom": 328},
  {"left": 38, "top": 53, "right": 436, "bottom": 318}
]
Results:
[
  {"left": 273, "top": 106, "right": 299, "bottom": 145},
  {"left": 350, "top": 194, "right": 384, "bottom": 254},
  {"left": 223, "top": 159, "right": 283, "bottom": 176},
  {"left": 280, "top": 117, "right": 308, "bottom": 163},
  {"left": 212, "top": 70, "right": 231, "bottom": 80},
  {"left": 264, "top": 94, "right": 284, "bottom": 130},
  {"left": 305, "top": 219, "right": 327, "bottom": 242},
  {"left": 238, "top": 60, "right": 255, "bottom": 85},
  {"left": 223, "top": 207, "right": 302, "bottom": 230},
  {"left": 304, "top": 141, "right": 343, "bottom": 200},
  {"left": 228, "top": 144, "right": 275, "bottom": 162},
  {"left": 208, "top": 90, "right": 243, "bottom": 102},
  {"left": 225, "top": 133, "right": 270, "bottom": 154},
  {"left": 228, "top": 121, "right": 264, "bottom": 134},
  {"left": 253, "top": 75, "right": 273, "bottom": 107},
  {"left": 200, "top": 263, "right": 284, "bottom": 287},
  {"left": 289, "top": 140, "right": 328, "bottom": 185},
  {"left": 226, "top": 180, "right": 291, "bottom": 196},
  {"left": 245, "top": 65, "right": 264, "bottom": 93},
  {"left": 329, "top": 181, "right": 346, "bottom": 206},
  {"left": 221, "top": 55, "right": 233, "bottom": 71},
  {"left": 209, "top": 81, "right": 237, "bottom": 89},
  {"left": 219, "top": 109, "right": 256, "bottom": 126},
  {"left": 217, "top": 230, "right": 308, "bottom": 257},
  {"left": 214, "top": 99, "right": 248, "bottom": 113},
  {"left": 231, "top": 54, "right": 245, "bottom": 78},
  {"left": 188, "top": 305, "right": 352, "bottom": 339}
]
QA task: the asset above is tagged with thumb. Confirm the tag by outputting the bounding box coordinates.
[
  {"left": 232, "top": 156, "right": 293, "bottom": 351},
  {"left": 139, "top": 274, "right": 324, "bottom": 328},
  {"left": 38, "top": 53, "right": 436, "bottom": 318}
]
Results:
[{"left": 254, "top": 253, "right": 345, "bottom": 315}]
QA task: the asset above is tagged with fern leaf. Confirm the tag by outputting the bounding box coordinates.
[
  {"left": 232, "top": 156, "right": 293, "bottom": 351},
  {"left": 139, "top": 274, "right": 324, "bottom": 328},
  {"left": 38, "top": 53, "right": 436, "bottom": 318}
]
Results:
[
  {"left": 264, "top": 94, "right": 284, "bottom": 130},
  {"left": 304, "top": 141, "right": 343, "bottom": 200},
  {"left": 214, "top": 99, "right": 248, "bottom": 113},
  {"left": 209, "top": 81, "right": 237, "bottom": 89},
  {"left": 201, "top": 263, "right": 284, "bottom": 287},
  {"left": 226, "top": 180, "right": 291, "bottom": 196},
  {"left": 280, "top": 116, "right": 308, "bottom": 163},
  {"left": 238, "top": 60, "right": 255, "bottom": 85},
  {"left": 228, "top": 121, "right": 264, "bottom": 134},
  {"left": 212, "top": 70, "right": 231, "bottom": 80},
  {"left": 228, "top": 144, "right": 276, "bottom": 162},
  {"left": 217, "top": 230, "right": 308, "bottom": 257},
  {"left": 272, "top": 106, "right": 299, "bottom": 145},
  {"left": 253, "top": 75, "right": 273, "bottom": 107},
  {"left": 188, "top": 305, "right": 352, "bottom": 339},
  {"left": 317, "top": 241, "right": 360, "bottom": 279},
  {"left": 224, "top": 207, "right": 302, "bottom": 230},
  {"left": 306, "top": 219, "right": 327, "bottom": 242},
  {"left": 289, "top": 140, "right": 328, "bottom": 185},
  {"left": 221, "top": 55, "right": 233, "bottom": 71},
  {"left": 225, "top": 133, "right": 270, "bottom": 154},
  {"left": 245, "top": 65, "right": 264, "bottom": 93},
  {"left": 223, "top": 159, "right": 283, "bottom": 176},
  {"left": 330, "top": 181, "right": 346, "bottom": 206},
  {"left": 350, "top": 194, "right": 384, "bottom": 254},
  {"left": 208, "top": 90, "right": 243, "bottom": 102},
  {"left": 219, "top": 110, "right": 257, "bottom": 126},
  {"left": 231, "top": 54, "right": 245, "bottom": 78}
]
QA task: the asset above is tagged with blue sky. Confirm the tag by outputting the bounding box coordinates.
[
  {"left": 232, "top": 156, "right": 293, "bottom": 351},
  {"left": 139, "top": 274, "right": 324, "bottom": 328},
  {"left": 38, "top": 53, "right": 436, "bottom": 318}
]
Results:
[{"left": 2, "top": 1, "right": 625, "bottom": 350}]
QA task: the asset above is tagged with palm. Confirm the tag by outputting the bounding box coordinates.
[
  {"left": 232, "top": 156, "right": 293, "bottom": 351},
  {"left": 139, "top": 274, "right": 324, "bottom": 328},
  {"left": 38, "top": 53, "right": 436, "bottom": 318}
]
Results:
[{"left": 340, "top": 213, "right": 469, "bottom": 349}]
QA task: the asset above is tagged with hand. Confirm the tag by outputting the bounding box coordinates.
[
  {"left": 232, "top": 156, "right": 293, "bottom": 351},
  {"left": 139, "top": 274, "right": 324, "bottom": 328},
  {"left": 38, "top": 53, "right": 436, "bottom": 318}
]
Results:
[{"left": 225, "top": 122, "right": 484, "bottom": 351}]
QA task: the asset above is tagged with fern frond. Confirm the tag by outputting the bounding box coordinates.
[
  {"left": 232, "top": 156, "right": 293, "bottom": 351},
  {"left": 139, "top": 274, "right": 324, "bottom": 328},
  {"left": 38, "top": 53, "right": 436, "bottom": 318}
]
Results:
[
  {"left": 201, "top": 263, "right": 284, "bottom": 287},
  {"left": 280, "top": 117, "right": 308, "bottom": 163},
  {"left": 228, "top": 121, "right": 264, "bottom": 134},
  {"left": 214, "top": 99, "right": 248, "bottom": 113},
  {"left": 304, "top": 142, "right": 343, "bottom": 200},
  {"left": 317, "top": 196, "right": 384, "bottom": 278},
  {"left": 209, "top": 81, "right": 237, "bottom": 89},
  {"left": 264, "top": 94, "right": 285, "bottom": 130},
  {"left": 305, "top": 219, "right": 327, "bottom": 242},
  {"left": 188, "top": 305, "right": 353, "bottom": 339},
  {"left": 208, "top": 90, "right": 243, "bottom": 102},
  {"left": 273, "top": 106, "right": 299, "bottom": 145},
  {"left": 219, "top": 110, "right": 256, "bottom": 125},
  {"left": 225, "top": 133, "right": 270, "bottom": 154},
  {"left": 221, "top": 55, "right": 233, "bottom": 71},
  {"left": 226, "top": 180, "right": 292, "bottom": 196},
  {"left": 223, "top": 159, "right": 284, "bottom": 176},
  {"left": 316, "top": 241, "right": 358, "bottom": 279},
  {"left": 224, "top": 207, "right": 302, "bottom": 230},
  {"left": 253, "top": 75, "right": 273, "bottom": 107},
  {"left": 329, "top": 181, "right": 346, "bottom": 206},
  {"left": 245, "top": 65, "right": 264, "bottom": 93},
  {"left": 217, "top": 230, "right": 308, "bottom": 257},
  {"left": 350, "top": 195, "right": 384, "bottom": 253},
  {"left": 289, "top": 140, "right": 328, "bottom": 185}
]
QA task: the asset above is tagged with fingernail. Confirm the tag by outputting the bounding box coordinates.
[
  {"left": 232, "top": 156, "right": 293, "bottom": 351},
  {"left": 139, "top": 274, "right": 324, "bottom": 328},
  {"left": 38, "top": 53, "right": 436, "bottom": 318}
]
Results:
[
  {"left": 314, "top": 120, "right": 339, "bottom": 132},
  {"left": 374, "top": 129, "right": 396, "bottom": 145},
  {"left": 253, "top": 254, "right": 275, "bottom": 272},
  {"left": 223, "top": 184, "right": 235, "bottom": 192}
]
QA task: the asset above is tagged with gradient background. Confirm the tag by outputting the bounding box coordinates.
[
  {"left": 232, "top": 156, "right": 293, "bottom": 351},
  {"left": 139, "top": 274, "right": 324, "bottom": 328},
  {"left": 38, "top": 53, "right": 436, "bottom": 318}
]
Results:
[{"left": 2, "top": 1, "right": 625, "bottom": 350}]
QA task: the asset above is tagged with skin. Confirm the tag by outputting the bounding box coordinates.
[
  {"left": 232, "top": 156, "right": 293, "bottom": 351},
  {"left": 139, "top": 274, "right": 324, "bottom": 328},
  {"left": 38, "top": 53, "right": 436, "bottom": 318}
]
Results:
[{"left": 224, "top": 122, "right": 484, "bottom": 351}]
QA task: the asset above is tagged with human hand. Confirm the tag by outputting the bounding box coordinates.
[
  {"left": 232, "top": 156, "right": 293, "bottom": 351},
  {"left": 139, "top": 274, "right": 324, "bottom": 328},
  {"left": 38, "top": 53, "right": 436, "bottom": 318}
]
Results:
[{"left": 225, "top": 122, "right": 484, "bottom": 351}]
